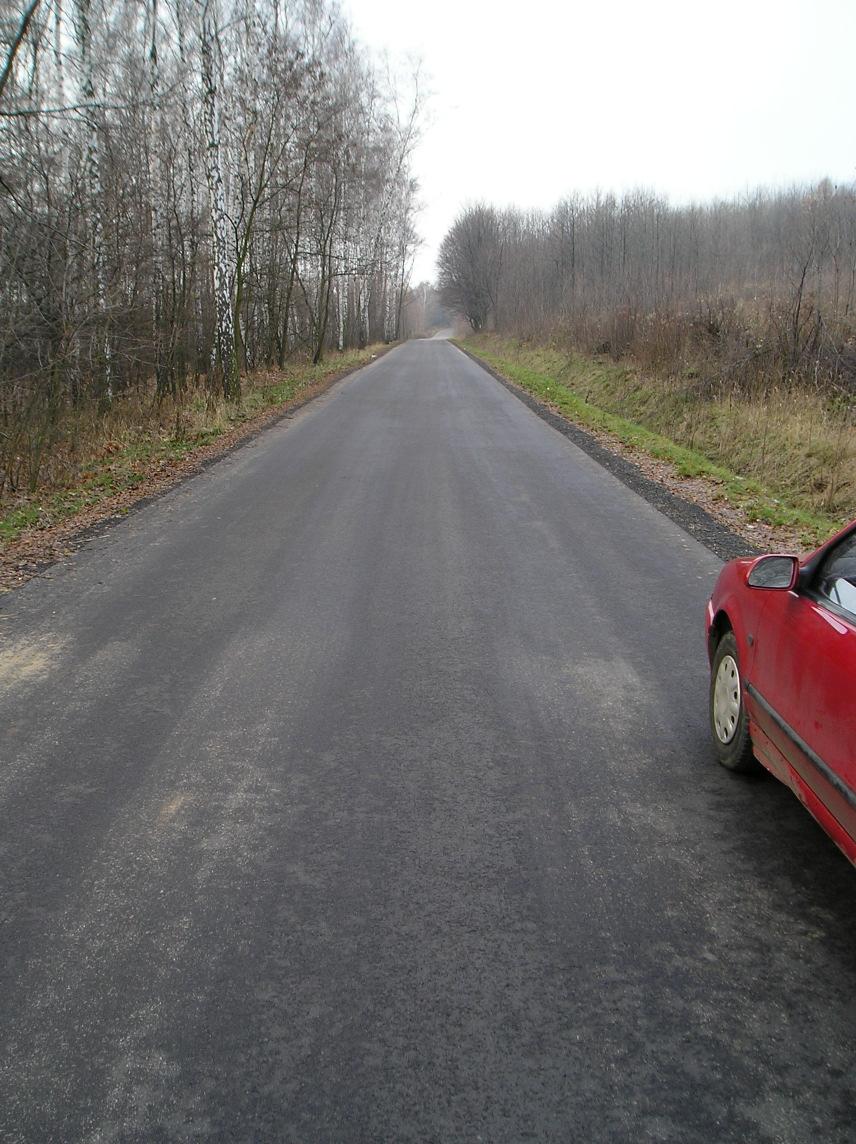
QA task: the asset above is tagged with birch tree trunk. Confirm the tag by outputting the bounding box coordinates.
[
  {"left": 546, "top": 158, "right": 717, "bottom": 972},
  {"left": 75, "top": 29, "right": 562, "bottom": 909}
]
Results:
[
  {"left": 336, "top": 184, "right": 347, "bottom": 351},
  {"left": 173, "top": 0, "right": 203, "bottom": 380},
  {"left": 199, "top": 0, "right": 239, "bottom": 401},
  {"left": 74, "top": 0, "right": 112, "bottom": 403},
  {"left": 148, "top": 0, "right": 172, "bottom": 397}
]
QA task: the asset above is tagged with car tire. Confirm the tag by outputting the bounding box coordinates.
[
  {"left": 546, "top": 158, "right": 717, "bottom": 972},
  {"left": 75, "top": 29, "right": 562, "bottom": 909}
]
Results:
[{"left": 709, "top": 631, "right": 759, "bottom": 773}]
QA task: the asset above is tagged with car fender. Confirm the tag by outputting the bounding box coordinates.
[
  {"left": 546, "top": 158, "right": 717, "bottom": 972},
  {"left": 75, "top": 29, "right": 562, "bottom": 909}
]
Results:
[{"left": 706, "top": 559, "right": 756, "bottom": 670}]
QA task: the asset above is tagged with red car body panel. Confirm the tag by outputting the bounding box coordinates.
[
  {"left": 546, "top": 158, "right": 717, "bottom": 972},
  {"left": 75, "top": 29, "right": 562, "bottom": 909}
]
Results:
[{"left": 707, "top": 521, "right": 856, "bottom": 867}]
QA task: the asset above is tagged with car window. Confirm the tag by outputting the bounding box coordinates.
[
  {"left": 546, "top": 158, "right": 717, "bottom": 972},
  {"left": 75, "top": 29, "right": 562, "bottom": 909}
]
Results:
[{"left": 815, "top": 532, "right": 856, "bottom": 621}]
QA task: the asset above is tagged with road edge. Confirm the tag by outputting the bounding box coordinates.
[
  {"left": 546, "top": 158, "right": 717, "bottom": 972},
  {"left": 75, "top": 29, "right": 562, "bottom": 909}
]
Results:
[
  {"left": 453, "top": 342, "right": 761, "bottom": 564},
  {"left": 1, "top": 345, "right": 400, "bottom": 595}
]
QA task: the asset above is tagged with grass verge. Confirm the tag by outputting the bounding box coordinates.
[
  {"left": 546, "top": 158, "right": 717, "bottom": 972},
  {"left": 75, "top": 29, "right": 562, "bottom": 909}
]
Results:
[
  {"left": 457, "top": 335, "right": 850, "bottom": 549},
  {"left": 0, "top": 346, "right": 385, "bottom": 549}
]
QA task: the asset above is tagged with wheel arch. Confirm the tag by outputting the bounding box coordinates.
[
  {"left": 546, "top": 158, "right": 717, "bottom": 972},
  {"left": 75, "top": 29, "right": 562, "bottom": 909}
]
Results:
[{"left": 707, "top": 607, "right": 734, "bottom": 662}]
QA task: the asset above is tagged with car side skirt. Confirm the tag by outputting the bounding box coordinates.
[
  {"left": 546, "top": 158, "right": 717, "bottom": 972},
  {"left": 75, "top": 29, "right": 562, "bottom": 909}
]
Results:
[
  {"left": 747, "top": 684, "right": 856, "bottom": 811},
  {"left": 746, "top": 686, "right": 856, "bottom": 867}
]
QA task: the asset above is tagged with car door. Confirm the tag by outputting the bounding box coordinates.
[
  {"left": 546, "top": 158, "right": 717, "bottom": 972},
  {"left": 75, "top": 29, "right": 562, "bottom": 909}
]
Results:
[{"left": 748, "top": 529, "right": 856, "bottom": 842}]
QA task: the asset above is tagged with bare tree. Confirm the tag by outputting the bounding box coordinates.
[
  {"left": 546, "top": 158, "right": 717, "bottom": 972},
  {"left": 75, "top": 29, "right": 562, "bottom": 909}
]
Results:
[
  {"left": 439, "top": 185, "right": 856, "bottom": 396},
  {"left": 0, "top": 0, "right": 422, "bottom": 493},
  {"left": 438, "top": 205, "right": 504, "bottom": 331},
  {"left": 199, "top": 0, "right": 238, "bottom": 399}
]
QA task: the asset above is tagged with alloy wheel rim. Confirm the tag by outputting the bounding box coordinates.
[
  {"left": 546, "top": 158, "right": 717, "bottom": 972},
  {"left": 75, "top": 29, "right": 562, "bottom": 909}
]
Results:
[{"left": 713, "top": 654, "right": 742, "bottom": 744}]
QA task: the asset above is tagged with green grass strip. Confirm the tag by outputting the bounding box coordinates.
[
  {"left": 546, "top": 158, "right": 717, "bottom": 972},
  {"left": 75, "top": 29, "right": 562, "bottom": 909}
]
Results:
[{"left": 456, "top": 339, "right": 838, "bottom": 549}]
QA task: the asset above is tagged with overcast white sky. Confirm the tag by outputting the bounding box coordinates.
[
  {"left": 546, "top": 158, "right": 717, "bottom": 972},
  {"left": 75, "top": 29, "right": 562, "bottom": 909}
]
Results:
[{"left": 342, "top": 0, "right": 856, "bottom": 284}]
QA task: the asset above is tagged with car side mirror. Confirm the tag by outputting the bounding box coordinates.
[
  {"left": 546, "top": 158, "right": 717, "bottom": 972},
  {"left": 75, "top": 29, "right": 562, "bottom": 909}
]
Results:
[{"left": 746, "top": 554, "right": 799, "bottom": 590}]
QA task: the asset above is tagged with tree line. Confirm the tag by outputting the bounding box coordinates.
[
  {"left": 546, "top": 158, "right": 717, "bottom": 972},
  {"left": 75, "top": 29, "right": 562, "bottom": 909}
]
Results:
[
  {"left": 0, "top": 0, "right": 420, "bottom": 495},
  {"left": 438, "top": 184, "right": 856, "bottom": 396}
]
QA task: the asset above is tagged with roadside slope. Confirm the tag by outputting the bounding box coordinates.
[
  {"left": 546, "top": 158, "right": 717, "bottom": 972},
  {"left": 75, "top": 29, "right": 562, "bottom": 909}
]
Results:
[{"left": 457, "top": 333, "right": 848, "bottom": 553}]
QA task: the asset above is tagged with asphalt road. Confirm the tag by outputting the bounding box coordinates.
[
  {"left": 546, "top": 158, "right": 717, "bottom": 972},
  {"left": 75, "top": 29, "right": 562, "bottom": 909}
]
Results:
[{"left": 2, "top": 338, "right": 856, "bottom": 1143}]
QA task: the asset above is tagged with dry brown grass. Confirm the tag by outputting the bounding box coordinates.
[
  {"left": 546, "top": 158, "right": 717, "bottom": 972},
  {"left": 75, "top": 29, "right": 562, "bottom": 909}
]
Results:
[
  {"left": 466, "top": 333, "right": 854, "bottom": 544},
  {"left": 1, "top": 346, "right": 385, "bottom": 552}
]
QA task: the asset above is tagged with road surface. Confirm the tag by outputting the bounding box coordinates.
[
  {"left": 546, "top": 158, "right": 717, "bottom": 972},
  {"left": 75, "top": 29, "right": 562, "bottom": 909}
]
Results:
[{"left": 2, "top": 339, "right": 856, "bottom": 1142}]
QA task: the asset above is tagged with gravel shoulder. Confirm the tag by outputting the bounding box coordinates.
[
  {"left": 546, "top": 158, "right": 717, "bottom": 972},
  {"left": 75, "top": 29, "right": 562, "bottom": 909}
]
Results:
[{"left": 455, "top": 343, "right": 814, "bottom": 561}]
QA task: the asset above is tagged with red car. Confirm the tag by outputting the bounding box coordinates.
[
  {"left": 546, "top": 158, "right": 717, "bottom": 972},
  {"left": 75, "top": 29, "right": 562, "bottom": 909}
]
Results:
[{"left": 706, "top": 519, "right": 856, "bottom": 865}]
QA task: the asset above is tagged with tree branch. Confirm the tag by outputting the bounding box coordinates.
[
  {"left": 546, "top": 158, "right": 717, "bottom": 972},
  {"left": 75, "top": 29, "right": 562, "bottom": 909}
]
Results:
[{"left": 0, "top": 0, "right": 43, "bottom": 105}]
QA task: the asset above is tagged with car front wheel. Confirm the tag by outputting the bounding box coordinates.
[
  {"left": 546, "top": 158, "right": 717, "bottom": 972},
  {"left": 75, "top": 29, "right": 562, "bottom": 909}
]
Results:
[{"left": 709, "top": 631, "right": 759, "bottom": 773}]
